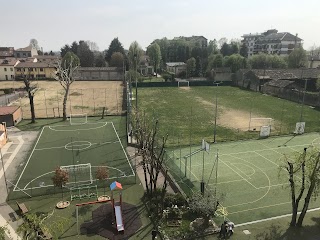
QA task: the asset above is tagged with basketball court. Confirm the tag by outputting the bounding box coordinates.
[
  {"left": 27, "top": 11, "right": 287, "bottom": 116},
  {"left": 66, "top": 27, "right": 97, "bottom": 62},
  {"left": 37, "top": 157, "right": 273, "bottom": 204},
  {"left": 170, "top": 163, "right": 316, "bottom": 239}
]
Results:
[{"left": 168, "top": 132, "right": 320, "bottom": 224}]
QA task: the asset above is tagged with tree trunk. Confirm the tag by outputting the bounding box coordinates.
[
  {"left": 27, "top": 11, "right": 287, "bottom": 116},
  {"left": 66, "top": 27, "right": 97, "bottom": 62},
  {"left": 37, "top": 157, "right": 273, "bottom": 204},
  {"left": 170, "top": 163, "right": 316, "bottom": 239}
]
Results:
[
  {"left": 28, "top": 93, "right": 36, "bottom": 123},
  {"left": 63, "top": 86, "right": 70, "bottom": 121},
  {"left": 296, "top": 181, "right": 315, "bottom": 227},
  {"left": 142, "top": 162, "right": 149, "bottom": 194}
]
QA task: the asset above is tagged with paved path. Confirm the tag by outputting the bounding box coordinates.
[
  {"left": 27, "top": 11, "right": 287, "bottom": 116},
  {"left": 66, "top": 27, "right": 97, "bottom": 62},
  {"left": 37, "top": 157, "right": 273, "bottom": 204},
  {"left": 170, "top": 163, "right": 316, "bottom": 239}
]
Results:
[
  {"left": 126, "top": 146, "right": 174, "bottom": 194},
  {"left": 0, "top": 129, "right": 38, "bottom": 240}
]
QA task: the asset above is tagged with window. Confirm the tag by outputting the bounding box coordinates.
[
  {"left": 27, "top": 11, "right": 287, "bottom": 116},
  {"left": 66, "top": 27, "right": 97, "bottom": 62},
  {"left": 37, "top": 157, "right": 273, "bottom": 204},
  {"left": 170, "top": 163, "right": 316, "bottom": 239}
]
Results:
[
  {"left": 4, "top": 68, "right": 7, "bottom": 71},
  {"left": 10, "top": 68, "right": 13, "bottom": 71},
  {"left": 11, "top": 75, "right": 14, "bottom": 79},
  {"left": 23, "top": 53, "right": 26, "bottom": 57},
  {"left": 16, "top": 53, "right": 20, "bottom": 57},
  {"left": 28, "top": 68, "right": 33, "bottom": 72},
  {"left": 16, "top": 68, "right": 21, "bottom": 72},
  {"left": 5, "top": 75, "right": 8, "bottom": 80},
  {"left": 28, "top": 53, "right": 31, "bottom": 57},
  {"left": 40, "top": 68, "right": 44, "bottom": 72}
]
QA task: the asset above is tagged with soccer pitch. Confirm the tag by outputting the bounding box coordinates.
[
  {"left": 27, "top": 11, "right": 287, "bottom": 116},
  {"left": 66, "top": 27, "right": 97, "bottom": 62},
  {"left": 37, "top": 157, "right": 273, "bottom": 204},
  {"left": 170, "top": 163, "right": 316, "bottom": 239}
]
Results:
[
  {"left": 168, "top": 132, "right": 320, "bottom": 224},
  {"left": 14, "top": 121, "right": 134, "bottom": 192}
]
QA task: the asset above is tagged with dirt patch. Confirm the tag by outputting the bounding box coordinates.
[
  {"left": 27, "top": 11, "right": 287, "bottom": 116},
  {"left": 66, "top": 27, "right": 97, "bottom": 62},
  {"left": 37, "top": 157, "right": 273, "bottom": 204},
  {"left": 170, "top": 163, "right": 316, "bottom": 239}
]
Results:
[
  {"left": 217, "top": 108, "right": 251, "bottom": 130},
  {"left": 179, "top": 87, "right": 190, "bottom": 91},
  {"left": 6, "top": 81, "right": 123, "bottom": 118}
]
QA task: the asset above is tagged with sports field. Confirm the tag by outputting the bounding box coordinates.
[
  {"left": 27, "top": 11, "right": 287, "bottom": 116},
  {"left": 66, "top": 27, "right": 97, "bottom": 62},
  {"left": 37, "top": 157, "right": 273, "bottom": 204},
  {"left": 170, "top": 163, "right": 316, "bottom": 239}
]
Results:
[
  {"left": 137, "top": 86, "right": 320, "bottom": 146},
  {"left": 167, "top": 132, "right": 320, "bottom": 224},
  {"left": 14, "top": 119, "right": 133, "bottom": 192}
]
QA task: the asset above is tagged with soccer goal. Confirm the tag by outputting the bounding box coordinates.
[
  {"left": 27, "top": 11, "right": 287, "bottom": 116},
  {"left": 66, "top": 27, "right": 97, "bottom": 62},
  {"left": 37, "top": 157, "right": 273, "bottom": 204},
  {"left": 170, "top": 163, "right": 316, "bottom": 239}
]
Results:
[
  {"left": 70, "top": 113, "right": 88, "bottom": 125},
  {"left": 178, "top": 81, "right": 190, "bottom": 87},
  {"left": 249, "top": 118, "right": 273, "bottom": 131},
  {"left": 60, "top": 163, "right": 93, "bottom": 185}
]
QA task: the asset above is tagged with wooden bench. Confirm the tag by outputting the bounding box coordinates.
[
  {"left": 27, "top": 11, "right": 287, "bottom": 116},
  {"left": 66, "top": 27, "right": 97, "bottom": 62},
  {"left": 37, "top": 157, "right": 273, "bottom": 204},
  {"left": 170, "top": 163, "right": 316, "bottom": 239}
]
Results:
[{"left": 16, "top": 201, "right": 28, "bottom": 215}]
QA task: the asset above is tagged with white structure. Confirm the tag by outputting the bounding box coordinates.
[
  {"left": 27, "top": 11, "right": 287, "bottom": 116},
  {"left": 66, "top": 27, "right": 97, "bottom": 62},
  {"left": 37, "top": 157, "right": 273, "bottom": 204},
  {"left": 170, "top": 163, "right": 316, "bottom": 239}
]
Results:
[
  {"left": 242, "top": 29, "right": 303, "bottom": 57},
  {"left": 0, "top": 58, "right": 19, "bottom": 80},
  {"left": 166, "top": 62, "right": 186, "bottom": 75}
]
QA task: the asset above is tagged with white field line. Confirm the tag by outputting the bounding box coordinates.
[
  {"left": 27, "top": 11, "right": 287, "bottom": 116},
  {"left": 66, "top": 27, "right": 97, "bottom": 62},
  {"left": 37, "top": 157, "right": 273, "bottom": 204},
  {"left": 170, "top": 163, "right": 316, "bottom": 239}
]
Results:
[
  {"left": 220, "top": 160, "right": 257, "bottom": 189},
  {"left": 228, "top": 162, "right": 255, "bottom": 179},
  {"left": 235, "top": 207, "right": 320, "bottom": 227},
  {"left": 0, "top": 213, "right": 21, "bottom": 240},
  {"left": 111, "top": 122, "right": 135, "bottom": 176},
  {"left": 0, "top": 136, "right": 24, "bottom": 179},
  {"left": 14, "top": 128, "right": 45, "bottom": 191},
  {"left": 34, "top": 140, "right": 119, "bottom": 151},
  {"left": 48, "top": 122, "right": 108, "bottom": 132}
]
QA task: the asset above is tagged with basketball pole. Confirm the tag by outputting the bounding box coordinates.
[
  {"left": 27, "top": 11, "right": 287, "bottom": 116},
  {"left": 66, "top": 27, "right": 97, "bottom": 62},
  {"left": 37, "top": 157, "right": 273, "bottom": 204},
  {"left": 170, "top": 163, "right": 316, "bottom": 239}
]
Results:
[{"left": 71, "top": 137, "right": 76, "bottom": 184}]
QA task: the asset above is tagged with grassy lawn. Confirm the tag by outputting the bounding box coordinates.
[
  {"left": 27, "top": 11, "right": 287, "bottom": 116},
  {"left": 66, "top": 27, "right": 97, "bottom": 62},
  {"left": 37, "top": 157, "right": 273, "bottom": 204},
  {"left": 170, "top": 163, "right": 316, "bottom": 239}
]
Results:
[{"left": 136, "top": 86, "right": 320, "bottom": 146}]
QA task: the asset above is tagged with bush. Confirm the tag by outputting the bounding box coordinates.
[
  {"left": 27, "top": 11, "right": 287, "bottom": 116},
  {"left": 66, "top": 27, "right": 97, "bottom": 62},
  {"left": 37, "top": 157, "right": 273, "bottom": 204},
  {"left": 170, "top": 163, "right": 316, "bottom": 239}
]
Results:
[
  {"left": 164, "top": 193, "right": 186, "bottom": 208},
  {"left": 177, "top": 71, "right": 186, "bottom": 78}
]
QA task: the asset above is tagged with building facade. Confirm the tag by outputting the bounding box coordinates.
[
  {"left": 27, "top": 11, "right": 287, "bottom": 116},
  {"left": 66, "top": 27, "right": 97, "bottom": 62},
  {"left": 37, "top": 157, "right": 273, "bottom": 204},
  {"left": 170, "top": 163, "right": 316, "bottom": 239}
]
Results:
[
  {"left": 15, "top": 61, "right": 56, "bottom": 80},
  {"left": 0, "top": 58, "right": 19, "bottom": 80},
  {"left": 166, "top": 62, "right": 187, "bottom": 75},
  {"left": 242, "top": 29, "right": 303, "bottom": 57},
  {"left": 14, "top": 46, "right": 38, "bottom": 58}
]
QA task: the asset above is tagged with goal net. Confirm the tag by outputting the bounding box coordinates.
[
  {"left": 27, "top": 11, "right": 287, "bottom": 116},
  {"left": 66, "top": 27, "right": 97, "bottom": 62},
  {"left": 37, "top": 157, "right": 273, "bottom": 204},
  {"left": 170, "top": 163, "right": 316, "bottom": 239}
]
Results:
[
  {"left": 178, "top": 81, "right": 190, "bottom": 87},
  {"left": 294, "top": 122, "right": 305, "bottom": 134},
  {"left": 70, "top": 113, "right": 88, "bottom": 125},
  {"left": 60, "top": 163, "right": 93, "bottom": 185},
  {"left": 249, "top": 118, "right": 273, "bottom": 131}
]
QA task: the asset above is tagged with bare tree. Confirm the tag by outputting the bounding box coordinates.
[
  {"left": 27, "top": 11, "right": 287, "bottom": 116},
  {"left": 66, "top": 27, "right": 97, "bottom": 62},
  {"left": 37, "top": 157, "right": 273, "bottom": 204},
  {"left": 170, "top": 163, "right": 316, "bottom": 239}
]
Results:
[
  {"left": 19, "top": 71, "right": 36, "bottom": 123},
  {"left": 280, "top": 147, "right": 320, "bottom": 227},
  {"left": 54, "top": 52, "right": 80, "bottom": 121},
  {"left": 133, "top": 111, "right": 169, "bottom": 198}
]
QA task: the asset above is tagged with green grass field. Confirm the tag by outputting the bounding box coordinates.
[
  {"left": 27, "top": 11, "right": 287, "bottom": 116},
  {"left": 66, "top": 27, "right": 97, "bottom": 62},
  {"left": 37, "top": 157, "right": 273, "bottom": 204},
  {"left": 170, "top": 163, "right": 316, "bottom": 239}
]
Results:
[
  {"left": 137, "top": 86, "right": 320, "bottom": 146},
  {"left": 166, "top": 132, "right": 320, "bottom": 225},
  {"left": 14, "top": 118, "right": 133, "bottom": 193}
]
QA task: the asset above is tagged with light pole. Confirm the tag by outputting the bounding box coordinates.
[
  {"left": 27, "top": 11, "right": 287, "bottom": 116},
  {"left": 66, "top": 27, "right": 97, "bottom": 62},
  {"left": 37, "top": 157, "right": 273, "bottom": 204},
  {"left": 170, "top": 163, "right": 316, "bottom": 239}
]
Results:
[
  {"left": 134, "top": 54, "right": 138, "bottom": 112},
  {"left": 213, "top": 82, "right": 220, "bottom": 143},
  {"left": 299, "top": 68, "right": 307, "bottom": 123}
]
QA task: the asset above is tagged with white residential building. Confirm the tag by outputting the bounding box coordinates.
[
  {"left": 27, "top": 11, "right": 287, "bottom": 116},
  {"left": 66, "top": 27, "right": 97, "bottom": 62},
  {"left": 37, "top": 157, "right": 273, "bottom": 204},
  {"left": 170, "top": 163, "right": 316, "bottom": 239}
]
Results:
[
  {"left": 0, "top": 58, "right": 19, "bottom": 80},
  {"left": 242, "top": 29, "right": 303, "bottom": 57}
]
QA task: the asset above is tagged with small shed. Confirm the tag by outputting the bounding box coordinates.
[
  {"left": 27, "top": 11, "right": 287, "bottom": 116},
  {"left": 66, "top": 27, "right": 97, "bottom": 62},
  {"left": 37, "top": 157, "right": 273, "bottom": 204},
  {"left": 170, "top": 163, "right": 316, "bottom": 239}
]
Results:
[{"left": 0, "top": 106, "right": 22, "bottom": 127}]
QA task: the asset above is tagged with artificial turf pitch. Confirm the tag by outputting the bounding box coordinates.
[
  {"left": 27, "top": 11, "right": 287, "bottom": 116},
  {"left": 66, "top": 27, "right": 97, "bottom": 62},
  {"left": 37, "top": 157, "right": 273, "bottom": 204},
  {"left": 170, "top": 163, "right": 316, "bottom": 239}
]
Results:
[
  {"left": 167, "top": 132, "right": 320, "bottom": 224},
  {"left": 14, "top": 121, "right": 134, "bottom": 192}
]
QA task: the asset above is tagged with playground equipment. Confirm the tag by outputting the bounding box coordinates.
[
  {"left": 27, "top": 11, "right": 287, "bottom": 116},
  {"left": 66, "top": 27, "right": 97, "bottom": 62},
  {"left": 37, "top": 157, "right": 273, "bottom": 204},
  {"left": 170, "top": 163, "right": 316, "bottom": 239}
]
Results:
[{"left": 110, "top": 181, "right": 124, "bottom": 232}]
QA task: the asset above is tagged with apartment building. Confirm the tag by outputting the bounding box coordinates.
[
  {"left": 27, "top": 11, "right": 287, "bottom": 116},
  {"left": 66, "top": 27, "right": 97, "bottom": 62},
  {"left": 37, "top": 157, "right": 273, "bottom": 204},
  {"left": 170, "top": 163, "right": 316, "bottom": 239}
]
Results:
[
  {"left": 242, "top": 29, "right": 303, "bottom": 57},
  {"left": 0, "top": 58, "right": 19, "bottom": 80}
]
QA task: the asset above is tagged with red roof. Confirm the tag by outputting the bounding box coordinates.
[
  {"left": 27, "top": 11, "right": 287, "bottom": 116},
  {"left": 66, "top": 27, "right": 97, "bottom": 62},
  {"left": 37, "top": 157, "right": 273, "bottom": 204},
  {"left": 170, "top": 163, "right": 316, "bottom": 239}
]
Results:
[{"left": 0, "top": 106, "right": 20, "bottom": 116}]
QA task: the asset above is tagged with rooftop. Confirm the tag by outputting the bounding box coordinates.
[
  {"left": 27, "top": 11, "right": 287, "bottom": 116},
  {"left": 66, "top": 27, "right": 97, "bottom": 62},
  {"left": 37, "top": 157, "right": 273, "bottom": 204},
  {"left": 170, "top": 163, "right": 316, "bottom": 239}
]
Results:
[
  {"left": 0, "top": 58, "right": 19, "bottom": 66},
  {"left": 166, "top": 62, "right": 186, "bottom": 67},
  {"left": 15, "top": 46, "right": 35, "bottom": 52},
  {"left": 16, "top": 61, "right": 55, "bottom": 68},
  {"left": 0, "top": 106, "right": 20, "bottom": 116}
]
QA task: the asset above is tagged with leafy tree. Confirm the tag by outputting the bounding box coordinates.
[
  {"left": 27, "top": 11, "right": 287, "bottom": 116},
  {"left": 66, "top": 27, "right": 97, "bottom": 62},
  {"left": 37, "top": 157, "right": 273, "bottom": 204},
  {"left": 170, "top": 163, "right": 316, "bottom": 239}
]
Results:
[
  {"left": 0, "top": 225, "right": 7, "bottom": 240},
  {"left": 224, "top": 54, "right": 245, "bottom": 73},
  {"left": 77, "top": 41, "right": 94, "bottom": 67},
  {"left": 195, "top": 56, "right": 202, "bottom": 77},
  {"left": 70, "top": 41, "right": 78, "bottom": 55},
  {"left": 288, "top": 47, "right": 307, "bottom": 68},
  {"left": 60, "top": 44, "right": 70, "bottom": 58},
  {"left": 207, "top": 39, "right": 218, "bottom": 55},
  {"left": 152, "top": 38, "right": 169, "bottom": 67},
  {"left": 110, "top": 52, "right": 124, "bottom": 67},
  {"left": 52, "top": 167, "right": 69, "bottom": 200},
  {"left": 213, "top": 54, "right": 223, "bottom": 68},
  {"left": 220, "top": 43, "right": 231, "bottom": 56},
  {"left": 94, "top": 54, "right": 107, "bottom": 67},
  {"left": 270, "top": 55, "right": 287, "bottom": 68},
  {"left": 147, "top": 43, "right": 162, "bottom": 77},
  {"left": 105, "top": 38, "right": 125, "bottom": 63},
  {"left": 248, "top": 53, "right": 269, "bottom": 69},
  {"left": 189, "top": 192, "right": 219, "bottom": 228},
  {"left": 55, "top": 52, "right": 80, "bottom": 120},
  {"left": 186, "top": 57, "right": 196, "bottom": 77},
  {"left": 280, "top": 147, "right": 320, "bottom": 227},
  {"left": 128, "top": 41, "right": 143, "bottom": 72},
  {"left": 240, "top": 42, "right": 248, "bottom": 58},
  {"left": 230, "top": 41, "right": 240, "bottom": 55}
]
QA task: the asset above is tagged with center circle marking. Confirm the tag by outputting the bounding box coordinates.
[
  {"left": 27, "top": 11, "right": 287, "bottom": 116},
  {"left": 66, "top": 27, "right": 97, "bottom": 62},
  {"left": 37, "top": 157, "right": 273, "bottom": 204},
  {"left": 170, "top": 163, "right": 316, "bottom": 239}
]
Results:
[{"left": 65, "top": 141, "right": 92, "bottom": 151}]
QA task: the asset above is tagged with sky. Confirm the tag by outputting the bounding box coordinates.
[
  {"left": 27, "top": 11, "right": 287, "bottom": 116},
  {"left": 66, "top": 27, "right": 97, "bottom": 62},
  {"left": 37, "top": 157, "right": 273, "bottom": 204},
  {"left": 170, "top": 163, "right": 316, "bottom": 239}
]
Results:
[{"left": 1, "top": 0, "right": 319, "bottom": 52}]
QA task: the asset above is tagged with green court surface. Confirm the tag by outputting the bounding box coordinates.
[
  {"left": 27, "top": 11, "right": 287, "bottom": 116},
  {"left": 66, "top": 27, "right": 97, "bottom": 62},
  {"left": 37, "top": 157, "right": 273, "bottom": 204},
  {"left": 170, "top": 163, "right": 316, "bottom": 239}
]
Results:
[
  {"left": 167, "top": 132, "right": 320, "bottom": 225},
  {"left": 14, "top": 121, "right": 134, "bottom": 192}
]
